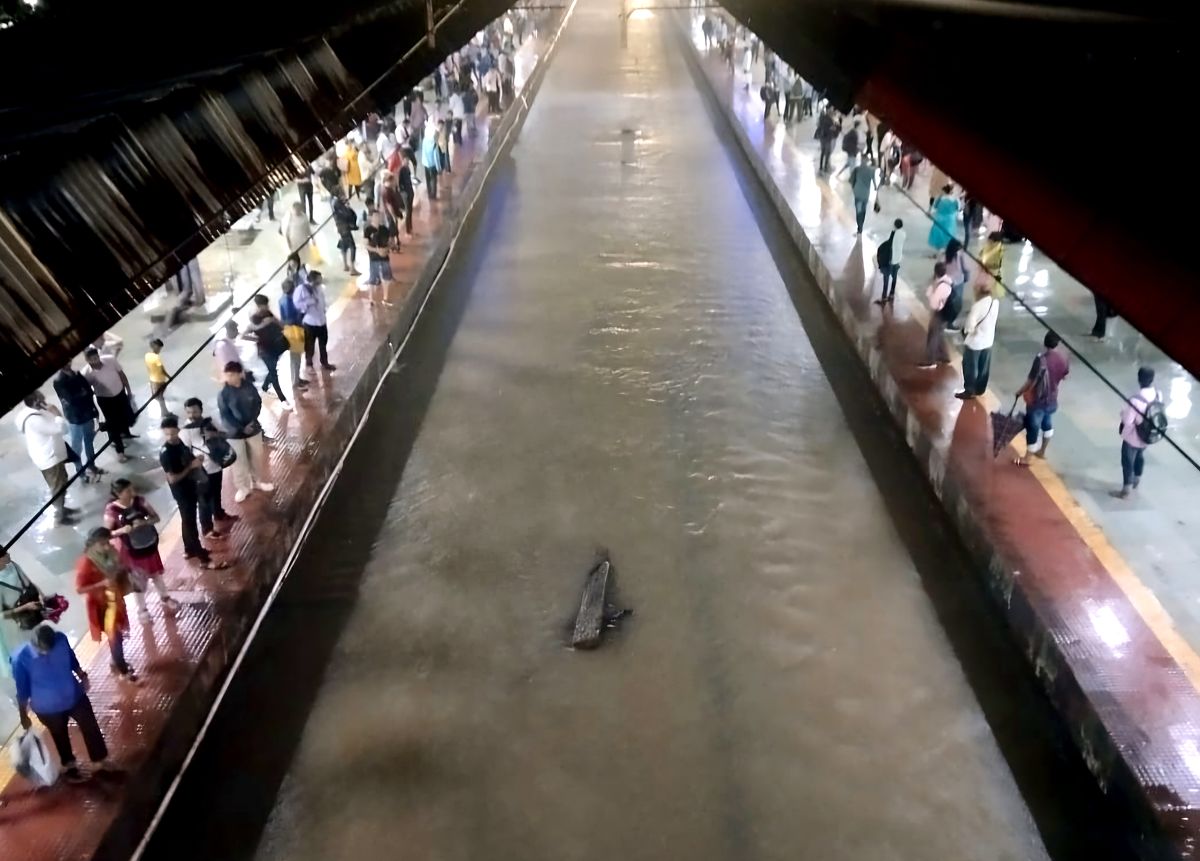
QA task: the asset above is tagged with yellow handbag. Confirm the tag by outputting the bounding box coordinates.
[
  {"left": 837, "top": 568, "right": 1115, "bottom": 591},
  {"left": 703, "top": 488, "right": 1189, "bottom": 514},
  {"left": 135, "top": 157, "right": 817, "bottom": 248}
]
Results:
[{"left": 284, "top": 324, "right": 306, "bottom": 353}]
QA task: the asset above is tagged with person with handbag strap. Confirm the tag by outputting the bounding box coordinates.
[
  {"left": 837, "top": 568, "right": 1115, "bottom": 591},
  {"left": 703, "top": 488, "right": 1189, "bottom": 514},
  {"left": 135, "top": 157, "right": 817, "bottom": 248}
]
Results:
[
  {"left": 161, "top": 415, "right": 231, "bottom": 571},
  {"left": 103, "top": 478, "right": 179, "bottom": 623},
  {"left": 2, "top": 551, "right": 45, "bottom": 693},
  {"left": 219, "top": 361, "right": 275, "bottom": 503},
  {"left": 1013, "top": 332, "right": 1070, "bottom": 467},
  {"left": 14, "top": 392, "right": 78, "bottom": 525},
  {"left": 956, "top": 281, "right": 1000, "bottom": 400},
  {"left": 181, "top": 398, "right": 239, "bottom": 538}
]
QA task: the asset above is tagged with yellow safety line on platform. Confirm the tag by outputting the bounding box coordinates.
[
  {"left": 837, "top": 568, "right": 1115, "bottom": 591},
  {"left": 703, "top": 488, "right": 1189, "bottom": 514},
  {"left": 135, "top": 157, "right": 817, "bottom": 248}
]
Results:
[
  {"left": 1028, "top": 457, "right": 1200, "bottom": 688},
  {"left": 0, "top": 515, "right": 188, "bottom": 783},
  {"left": 326, "top": 279, "right": 362, "bottom": 325},
  {"left": 814, "top": 160, "right": 1200, "bottom": 692}
]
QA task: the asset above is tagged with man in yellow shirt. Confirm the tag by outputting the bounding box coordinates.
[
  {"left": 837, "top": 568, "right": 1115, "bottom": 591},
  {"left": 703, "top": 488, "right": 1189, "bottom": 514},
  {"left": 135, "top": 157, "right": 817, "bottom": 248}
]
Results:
[{"left": 144, "top": 338, "right": 170, "bottom": 415}]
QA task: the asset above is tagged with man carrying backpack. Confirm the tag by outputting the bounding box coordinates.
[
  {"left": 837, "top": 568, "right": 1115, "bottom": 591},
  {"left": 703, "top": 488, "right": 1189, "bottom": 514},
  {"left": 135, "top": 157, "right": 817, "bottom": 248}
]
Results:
[
  {"left": 1112, "top": 366, "right": 1166, "bottom": 498},
  {"left": 875, "top": 218, "right": 905, "bottom": 305},
  {"left": 244, "top": 295, "right": 292, "bottom": 410},
  {"left": 1013, "top": 332, "right": 1070, "bottom": 467},
  {"left": 332, "top": 196, "right": 361, "bottom": 277},
  {"left": 759, "top": 80, "right": 779, "bottom": 120},
  {"left": 836, "top": 121, "right": 861, "bottom": 179},
  {"left": 816, "top": 107, "right": 839, "bottom": 173}
]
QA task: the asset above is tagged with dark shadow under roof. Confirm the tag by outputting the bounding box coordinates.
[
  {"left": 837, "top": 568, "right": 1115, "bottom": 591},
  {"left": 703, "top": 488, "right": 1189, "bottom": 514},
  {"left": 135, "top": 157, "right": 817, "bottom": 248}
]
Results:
[
  {"left": 720, "top": 0, "right": 1198, "bottom": 377},
  {"left": 0, "top": 0, "right": 514, "bottom": 413}
]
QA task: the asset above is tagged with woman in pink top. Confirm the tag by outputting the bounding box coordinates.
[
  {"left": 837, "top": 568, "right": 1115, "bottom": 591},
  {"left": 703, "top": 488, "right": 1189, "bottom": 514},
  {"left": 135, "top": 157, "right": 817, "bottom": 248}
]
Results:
[{"left": 104, "top": 478, "right": 179, "bottom": 622}]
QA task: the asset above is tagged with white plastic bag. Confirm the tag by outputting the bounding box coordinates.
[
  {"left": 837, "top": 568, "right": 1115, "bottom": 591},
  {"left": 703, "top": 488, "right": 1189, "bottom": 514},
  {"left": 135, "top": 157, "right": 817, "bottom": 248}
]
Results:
[{"left": 10, "top": 731, "right": 60, "bottom": 787}]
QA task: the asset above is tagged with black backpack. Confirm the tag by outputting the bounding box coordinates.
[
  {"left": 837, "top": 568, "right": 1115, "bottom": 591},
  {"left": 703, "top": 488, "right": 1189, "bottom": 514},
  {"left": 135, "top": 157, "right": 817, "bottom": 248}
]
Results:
[
  {"left": 190, "top": 419, "right": 237, "bottom": 469},
  {"left": 939, "top": 281, "right": 963, "bottom": 323},
  {"left": 1029, "top": 355, "right": 1050, "bottom": 405},
  {"left": 876, "top": 231, "right": 895, "bottom": 268},
  {"left": 0, "top": 568, "right": 43, "bottom": 630},
  {"left": 205, "top": 434, "right": 237, "bottom": 469},
  {"left": 267, "top": 322, "right": 290, "bottom": 357},
  {"left": 1136, "top": 392, "right": 1168, "bottom": 445},
  {"left": 842, "top": 130, "right": 858, "bottom": 154}
]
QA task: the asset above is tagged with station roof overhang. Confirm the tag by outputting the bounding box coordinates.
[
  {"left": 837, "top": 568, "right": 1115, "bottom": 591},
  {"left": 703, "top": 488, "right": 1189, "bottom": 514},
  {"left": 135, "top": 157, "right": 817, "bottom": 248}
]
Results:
[
  {"left": 720, "top": 0, "right": 1198, "bottom": 377},
  {"left": 0, "top": 0, "right": 515, "bottom": 415}
]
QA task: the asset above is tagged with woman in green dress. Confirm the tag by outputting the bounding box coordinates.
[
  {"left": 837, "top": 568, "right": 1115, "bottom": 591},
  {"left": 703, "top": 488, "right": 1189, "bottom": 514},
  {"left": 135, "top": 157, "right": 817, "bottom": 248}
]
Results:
[{"left": 928, "top": 184, "right": 960, "bottom": 252}]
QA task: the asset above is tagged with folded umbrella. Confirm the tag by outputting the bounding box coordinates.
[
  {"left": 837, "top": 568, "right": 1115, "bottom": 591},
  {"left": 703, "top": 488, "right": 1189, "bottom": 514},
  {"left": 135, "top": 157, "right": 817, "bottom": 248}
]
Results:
[{"left": 991, "top": 396, "right": 1025, "bottom": 458}]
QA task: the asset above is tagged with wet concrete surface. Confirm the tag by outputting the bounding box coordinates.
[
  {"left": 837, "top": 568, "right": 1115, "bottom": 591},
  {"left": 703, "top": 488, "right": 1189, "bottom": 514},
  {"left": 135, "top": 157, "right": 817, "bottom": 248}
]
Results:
[{"left": 142, "top": 2, "right": 1133, "bottom": 859}]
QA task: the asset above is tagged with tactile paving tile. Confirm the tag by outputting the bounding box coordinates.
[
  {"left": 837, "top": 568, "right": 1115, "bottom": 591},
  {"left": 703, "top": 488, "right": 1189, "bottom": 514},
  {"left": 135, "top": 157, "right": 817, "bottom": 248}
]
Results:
[{"left": 0, "top": 74, "right": 531, "bottom": 861}]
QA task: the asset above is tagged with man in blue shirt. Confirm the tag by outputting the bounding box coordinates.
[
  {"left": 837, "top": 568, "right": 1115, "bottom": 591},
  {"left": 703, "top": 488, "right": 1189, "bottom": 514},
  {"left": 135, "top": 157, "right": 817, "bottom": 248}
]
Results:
[
  {"left": 278, "top": 277, "right": 309, "bottom": 391},
  {"left": 11, "top": 625, "right": 108, "bottom": 782}
]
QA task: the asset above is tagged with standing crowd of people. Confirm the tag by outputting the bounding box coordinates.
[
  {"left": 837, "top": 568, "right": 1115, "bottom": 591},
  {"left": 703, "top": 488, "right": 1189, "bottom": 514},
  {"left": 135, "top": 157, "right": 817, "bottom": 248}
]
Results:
[
  {"left": 701, "top": 8, "right": 1175, "bottom": 501},
  {"left": 2, "top": 8, "right": 542, "bottom": 789}
]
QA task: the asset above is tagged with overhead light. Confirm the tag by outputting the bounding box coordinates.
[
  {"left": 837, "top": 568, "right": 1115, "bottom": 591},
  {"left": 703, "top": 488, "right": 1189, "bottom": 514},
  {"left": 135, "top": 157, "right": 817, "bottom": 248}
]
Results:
[{"left": 628, "top": 9, "right": 654, "bottom": 20}]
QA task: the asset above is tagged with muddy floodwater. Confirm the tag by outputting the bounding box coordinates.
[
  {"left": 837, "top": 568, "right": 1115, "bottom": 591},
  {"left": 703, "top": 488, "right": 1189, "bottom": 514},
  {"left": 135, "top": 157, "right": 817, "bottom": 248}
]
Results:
[{"left": 141, "top": 2, "right": 1091, "bottom": 859}]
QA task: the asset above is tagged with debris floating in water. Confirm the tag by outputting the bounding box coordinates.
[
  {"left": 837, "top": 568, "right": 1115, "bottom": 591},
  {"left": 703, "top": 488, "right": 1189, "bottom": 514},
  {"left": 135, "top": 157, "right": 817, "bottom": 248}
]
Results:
[
  {"left": 603, "top": 606, "right": 633, "bottom": 629},
  {"left": 572, "top": 554, "right": 611, "bottom": 650},
  {"left": 571, "top": 550, "right": 631, "bottom": 649}
]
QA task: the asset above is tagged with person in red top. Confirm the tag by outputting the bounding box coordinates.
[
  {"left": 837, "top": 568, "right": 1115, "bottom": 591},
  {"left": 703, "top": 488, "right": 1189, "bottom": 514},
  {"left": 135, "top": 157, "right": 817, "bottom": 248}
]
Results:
[
  {"left": 104, "top": 478, "right": 179, "bottom": 623},
  {"left": 75, "top": 527, "right": 138, "bottom": 684},
  {"left": 386, "top": 143, "right": 403, "bottom": 176}
]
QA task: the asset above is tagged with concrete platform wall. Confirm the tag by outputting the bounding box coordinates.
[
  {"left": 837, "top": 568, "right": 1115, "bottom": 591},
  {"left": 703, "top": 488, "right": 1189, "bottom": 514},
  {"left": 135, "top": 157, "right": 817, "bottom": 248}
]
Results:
[
  {"left": 671, "top": 12, "right": 1182, "bottom": 861},
  {"left": 85, "top": 14, "right": 574, "bottom": 861}
]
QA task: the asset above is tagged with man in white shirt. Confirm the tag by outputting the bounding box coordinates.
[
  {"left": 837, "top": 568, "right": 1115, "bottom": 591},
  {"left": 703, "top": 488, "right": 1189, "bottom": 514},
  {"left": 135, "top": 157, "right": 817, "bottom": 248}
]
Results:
[
  {"left": 295, "top": 271, "right": 336, "bottom": 372},
  {"left": 82, "top": 347, "right": 135, "bottom": 460},
  {"left": 956, "top": 281, "right": 1000, "bottom": 399},
  {"left": 482, "top": 67, "right": 502, "bottom": 114},
  {"left": 448, "top": 88, "right": 466, "bottom": 144},
  {"left": 497, "top": 51, "right": 515, "bottom": 102},
  {"left": 213, "top": 320, "right": 242, "bottom": 379},
  {"left": 282, "top": 201, "right": 311, "bottom": 254},
  {"left": 15, "top": 393, "right": 77, "bottom": 524},
  {"left": 180, "top": 397, "right": 238, "bottom": 536},
  {"left": 92, "top": 331, "right": 123, "bottom": 356}
]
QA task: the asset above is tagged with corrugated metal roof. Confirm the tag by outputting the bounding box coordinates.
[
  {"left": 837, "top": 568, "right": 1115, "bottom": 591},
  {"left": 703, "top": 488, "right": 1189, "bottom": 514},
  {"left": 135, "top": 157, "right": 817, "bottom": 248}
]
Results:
[
  {"left": 0, "top": 0, "right": 514, "bottom": 413},
  {"left": 721, "top": 0, "right": 1199, "bottom": 377}
]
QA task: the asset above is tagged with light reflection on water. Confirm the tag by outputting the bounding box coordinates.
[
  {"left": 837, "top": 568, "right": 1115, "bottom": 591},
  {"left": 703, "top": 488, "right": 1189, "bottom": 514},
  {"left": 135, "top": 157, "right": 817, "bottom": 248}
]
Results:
[{"left": 245, "top": 3, "right": 1051, "bottom": 860}]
